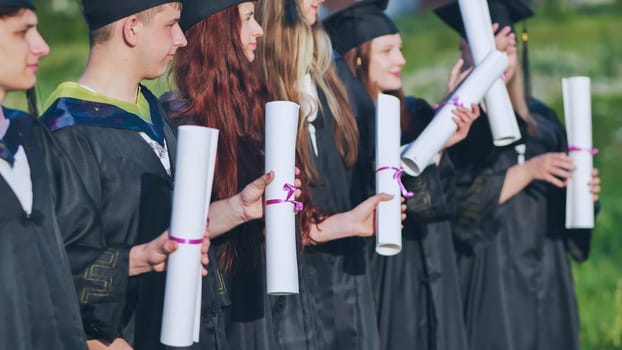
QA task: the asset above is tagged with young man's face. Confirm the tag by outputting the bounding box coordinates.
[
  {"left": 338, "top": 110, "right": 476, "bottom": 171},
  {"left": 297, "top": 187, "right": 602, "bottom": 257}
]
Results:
[
  {"left": 0, "top": 9, "right": 49, "bottom": 98},
  {"left": 139, "top": 4, "right": 187, "bottom": 80}
]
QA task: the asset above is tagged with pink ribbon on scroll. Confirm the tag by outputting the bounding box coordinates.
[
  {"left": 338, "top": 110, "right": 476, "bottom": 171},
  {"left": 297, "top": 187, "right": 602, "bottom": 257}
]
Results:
[
  {"left": 376, "top": 166, "right": 414, "bottom": 198},
  {"left": 266, "top": 183, "right": 303, "bottom": 212}
]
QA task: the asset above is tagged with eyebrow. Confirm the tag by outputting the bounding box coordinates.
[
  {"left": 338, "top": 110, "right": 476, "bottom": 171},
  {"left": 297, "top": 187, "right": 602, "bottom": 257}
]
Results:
[{"left": 18, "top": 22, "right": 37, "bottom": 30}]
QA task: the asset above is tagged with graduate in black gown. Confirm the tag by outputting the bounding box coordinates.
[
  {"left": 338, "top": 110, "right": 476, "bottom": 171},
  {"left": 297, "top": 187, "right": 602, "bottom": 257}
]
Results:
[
  {"left": 436, "top": 1, "right": 601, "bottom": 349},
  {"left": 0, "top": 2, "right": 87, "bottom": 349},
  {"left": 256, "top": 0, "right": 402, "bottom": 348},
  {"left": 40, "top": 1, "right": 274, "bottom": 349},
  {"left": 324, "top": 2, "right": 479, "bottom": 349},
  {"left": 162, "top": 0, "right": 274, "bottom": 348}
]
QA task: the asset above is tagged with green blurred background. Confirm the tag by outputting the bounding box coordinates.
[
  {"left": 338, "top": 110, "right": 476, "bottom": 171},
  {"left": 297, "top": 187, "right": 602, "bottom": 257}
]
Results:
[{"left": 4, "top": 0, "right": 621, "bottom": 348}]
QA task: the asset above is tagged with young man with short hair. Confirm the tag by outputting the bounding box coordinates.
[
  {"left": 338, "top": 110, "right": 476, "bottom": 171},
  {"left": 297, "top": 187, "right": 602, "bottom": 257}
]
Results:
[{"left": 41, "top": 1, "right": 274, "bottom": 349}]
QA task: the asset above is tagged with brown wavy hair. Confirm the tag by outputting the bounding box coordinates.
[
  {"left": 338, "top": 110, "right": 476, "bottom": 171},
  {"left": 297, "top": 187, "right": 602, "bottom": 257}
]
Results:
[
  {"left": 256, "top": 0, "right": 359, "bottom": 240},
  {"left": 256, "top": 0, "right": 359, "bottom": 184},
  {"left": 171, "top": 6, "right": 267, "bottom": 269}
]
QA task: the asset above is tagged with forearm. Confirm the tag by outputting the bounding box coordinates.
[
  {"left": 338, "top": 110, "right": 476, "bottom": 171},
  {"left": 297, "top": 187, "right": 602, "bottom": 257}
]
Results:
[
  {"left": 498, "top": 163, "right": 533, "bottom": 204},
  {"left": 207, "top": 195, "right": 246, "bottom": 238},
  {"left": 309, "top": 212, "right": 356, "bottom": 243}
]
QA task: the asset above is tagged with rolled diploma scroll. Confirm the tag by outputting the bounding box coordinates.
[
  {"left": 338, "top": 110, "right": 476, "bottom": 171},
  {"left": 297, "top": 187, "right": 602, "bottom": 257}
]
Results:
[
  {"left": 459, "top": 0, "right": 521, "bottom": 145},
  {"left": 192, "top": 130, "right": 219, "bottom": 342},
  {"left": 563, "top": 77, "right": 594, "bottom": 229},
  {"left": 375, "top": 94, "right": 403, "bottom": 256},
  {"left": 401, "top": 50, "right": 509, "bottom": 176},
  {"left": 161, "top": 126, "right": 219, "bottom": 347},
  {"left": 265, "top": 101, "right": 300, "bottom": 295}
]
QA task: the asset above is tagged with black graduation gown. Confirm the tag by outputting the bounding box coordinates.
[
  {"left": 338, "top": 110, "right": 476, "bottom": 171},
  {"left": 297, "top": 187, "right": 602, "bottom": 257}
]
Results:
[
  {"left": 448, "top": 111, "right": 521, "bottom": 350},
  {"left": 271, "top": 90, "right": 380, "bottom": 350},
  {"left": 370, "top": 97, "right": 468, "bottom": 350},
  {"left": 41, "top": 86, "right": 227, "bottom": 349},
  {"left": 0, "top": 107, "right": 88, "bottom": 350},
  {"left": 498, "top": 100, "right": 592, "bottom": 350}
]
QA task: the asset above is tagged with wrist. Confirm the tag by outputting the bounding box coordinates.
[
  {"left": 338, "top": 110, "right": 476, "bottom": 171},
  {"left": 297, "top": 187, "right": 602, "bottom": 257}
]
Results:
[
  {"left": 227, "top": 194, "right": 247, "bottom": 225},
  {"left": 129, "top": 244, "right": 151, "bottom": 276}
]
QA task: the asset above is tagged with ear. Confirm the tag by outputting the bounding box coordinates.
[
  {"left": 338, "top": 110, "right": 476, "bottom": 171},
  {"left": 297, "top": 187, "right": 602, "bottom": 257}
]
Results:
[{"left": 121, "top": 15, "right": 141, "bottom": 47}]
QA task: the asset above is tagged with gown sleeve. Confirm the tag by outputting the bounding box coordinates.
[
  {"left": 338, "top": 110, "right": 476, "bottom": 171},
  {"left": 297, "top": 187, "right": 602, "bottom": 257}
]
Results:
[
  {"left": 401, "top": 96, "right": 456, "bottom": 222},
  {"left": 44, "top": 125, "right": 131, "bottom": 342},
  {"left": 448, "top": 111, "right": 513, "bottom": 252},
  {"left": 402, "top": 152, "right": 456, "bottom": 223}
]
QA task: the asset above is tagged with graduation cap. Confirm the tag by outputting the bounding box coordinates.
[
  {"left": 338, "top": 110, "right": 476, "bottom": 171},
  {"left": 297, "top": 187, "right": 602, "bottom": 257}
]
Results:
[
  {"left": 181, "top": 0, "right": 250, "bottom": 31},
  {"left": 323, "top": 0, "right": 398, "bottom": 55},
  {"left": 0, "top": 0, "right": 35, "bottom": 9},
  {"left": 433, "top": 0, "right": 533, "bottom": 36},
  {"left": 81, "top": 0, "right": 179, "bottom": 30}
]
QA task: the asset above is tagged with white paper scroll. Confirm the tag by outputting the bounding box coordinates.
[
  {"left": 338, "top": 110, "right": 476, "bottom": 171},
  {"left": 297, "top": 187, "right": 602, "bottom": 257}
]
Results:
[
  {"left": 563, "top": 76, "right": 595, "bottom": 229},
  {"left": 401, "top": 50, "right": 508, "bottom": 176},
  {"left": 189, "top": 129, "right": 220, "bottom": 342},
  {"left": 459, "top": 0, "right": 521, "bottom": 146},
  {"left": 265, "top": 101, "right": 300, "bottom": 295},
  {"left": 161, "top": 126, "right": 219, "bottom": 347},
  {"left": 374, "top": 94, "right": 403, "bottom": 256}
]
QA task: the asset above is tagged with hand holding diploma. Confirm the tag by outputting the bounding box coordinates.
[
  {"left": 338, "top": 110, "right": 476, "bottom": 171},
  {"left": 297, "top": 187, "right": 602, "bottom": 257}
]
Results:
[
  {"left": 401, "top": 50, "right": 508, "bottom": 176},
  {"left": 128, "top": 230, "right": 211, "bottom": 277},
  {"left": 308, "top": 194, "right": 407, "bottom": 244}
]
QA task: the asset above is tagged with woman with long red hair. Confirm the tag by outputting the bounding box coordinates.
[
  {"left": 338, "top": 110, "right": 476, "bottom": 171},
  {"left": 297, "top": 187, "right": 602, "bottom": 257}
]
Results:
[{"left": 162, "top": 0, "right": 275, "bottom": 347}]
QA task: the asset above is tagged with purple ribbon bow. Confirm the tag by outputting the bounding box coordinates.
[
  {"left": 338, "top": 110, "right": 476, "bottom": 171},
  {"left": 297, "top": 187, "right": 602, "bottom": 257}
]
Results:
[
  {"left": 433, "top": 96, "right": 465, "bottom": 110},
  {"left": 266, "top": 183, "right": 303, "bottom": 212},
  {"left": 376, "top": 166, "right": 414, "bottom": 198},
  {"left": 568, "top": 145, "right": 599, "bottom": 155}
]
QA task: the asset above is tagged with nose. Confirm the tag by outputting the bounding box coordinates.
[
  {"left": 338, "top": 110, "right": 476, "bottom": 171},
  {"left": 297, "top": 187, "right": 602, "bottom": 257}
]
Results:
[
  {"left": 396, "top": 51, "right": 406, "bottom": 67},
  {"left": 31, "top": 30, "right": 50, "bottom": 57},
  {"left": 173, "top": 23, "right": 188, "bottom": 47},
  {"left": 254, "top": 20, "right": 264, "bottom": 38}
]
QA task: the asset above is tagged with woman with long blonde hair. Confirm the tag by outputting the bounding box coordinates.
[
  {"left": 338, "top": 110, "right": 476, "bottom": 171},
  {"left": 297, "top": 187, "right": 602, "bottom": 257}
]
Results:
[{"left": 256, "top": 0, "right": 395, "bottom": 348}]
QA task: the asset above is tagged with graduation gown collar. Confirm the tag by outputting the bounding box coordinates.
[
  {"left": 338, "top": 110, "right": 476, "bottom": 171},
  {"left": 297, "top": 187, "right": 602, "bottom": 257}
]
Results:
[
  {"left": 0, "top": 107, "right": 29, "bottom": 166},
  {"left": 40, "top": 82, "right": 166, "bottom": 145}
]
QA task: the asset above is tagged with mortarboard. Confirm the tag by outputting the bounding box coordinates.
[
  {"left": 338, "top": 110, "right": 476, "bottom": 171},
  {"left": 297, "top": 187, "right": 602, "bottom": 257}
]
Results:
[
  {"left": 181, "top": 0, "right": 250, "bottom": 32},
  {"left": 82, "top": 0, "right": 180, "bottom": 30},
  {"left": 0, "top": 0, "right": 35, "bottom": 9},
  {"left": 323, "top": 0, "right": 398, "bottom": 55},
  {"left": 433, "top": 0, "right": 534, "bottom": 36}
]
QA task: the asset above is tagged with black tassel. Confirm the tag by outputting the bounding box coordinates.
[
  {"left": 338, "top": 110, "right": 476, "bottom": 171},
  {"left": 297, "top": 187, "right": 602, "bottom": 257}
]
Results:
[{"left": 522, "top": 22, "right": 531, "bottom": 99}]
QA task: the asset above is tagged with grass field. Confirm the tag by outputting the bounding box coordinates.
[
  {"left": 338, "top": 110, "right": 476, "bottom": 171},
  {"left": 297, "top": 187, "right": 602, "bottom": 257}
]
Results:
[{"left": 4, "top": 2, "right": 621, "bottom": 348}]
